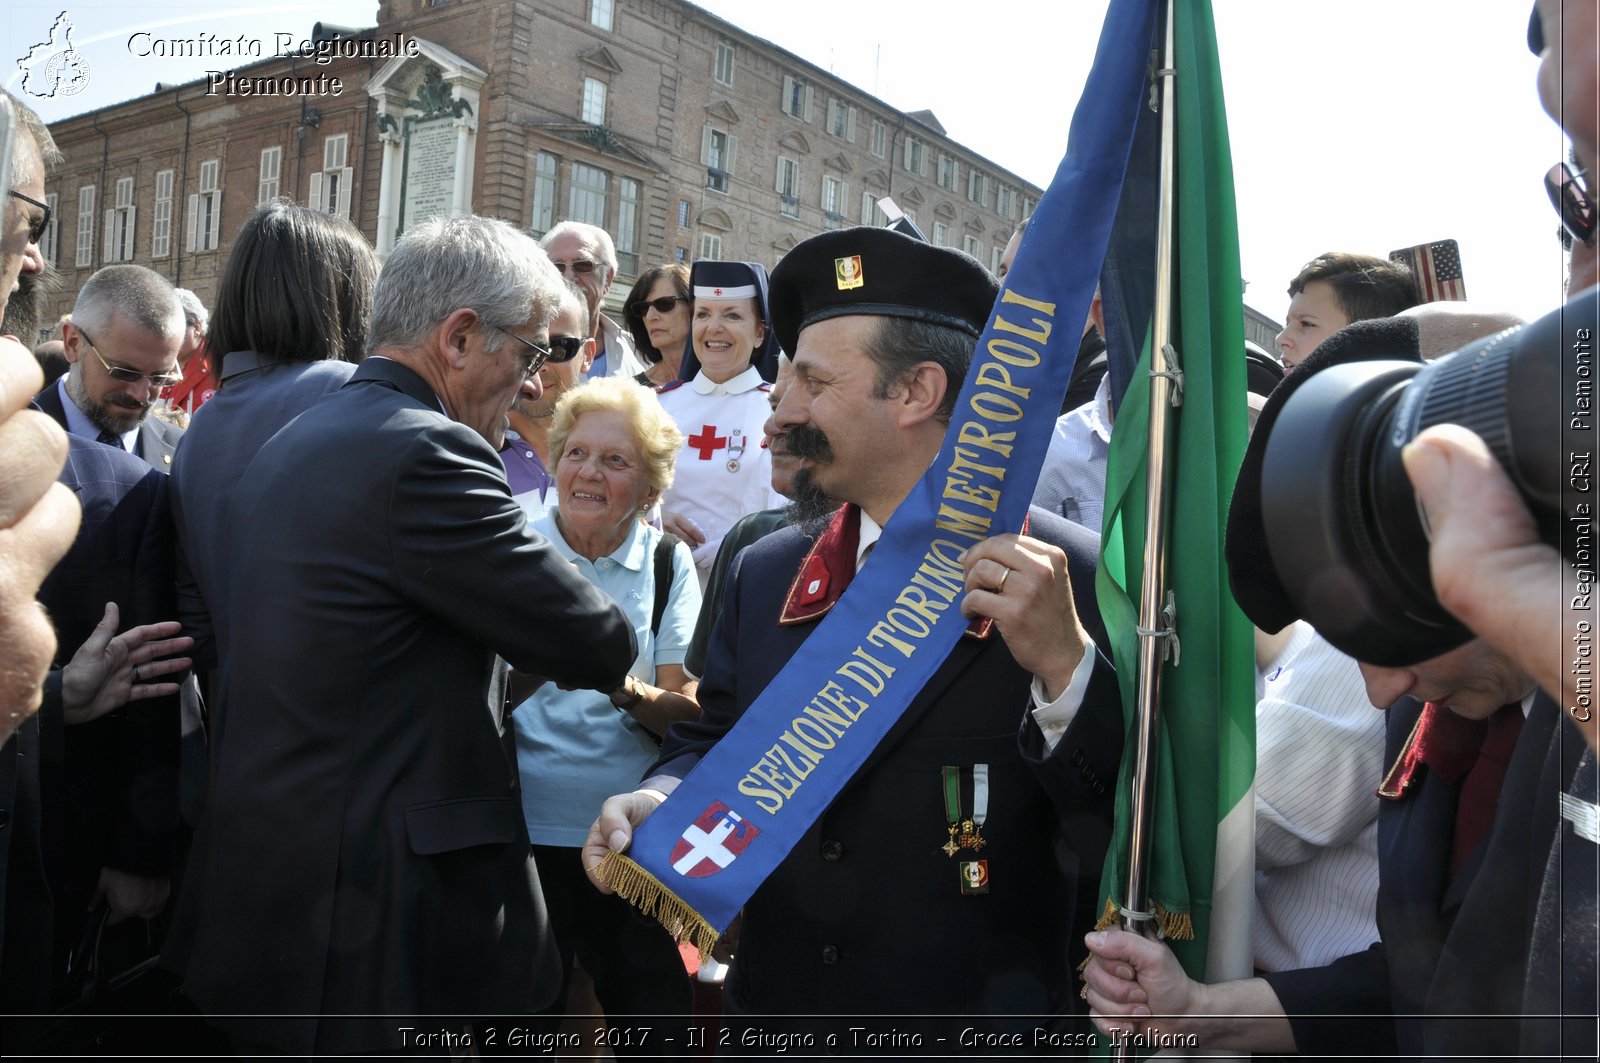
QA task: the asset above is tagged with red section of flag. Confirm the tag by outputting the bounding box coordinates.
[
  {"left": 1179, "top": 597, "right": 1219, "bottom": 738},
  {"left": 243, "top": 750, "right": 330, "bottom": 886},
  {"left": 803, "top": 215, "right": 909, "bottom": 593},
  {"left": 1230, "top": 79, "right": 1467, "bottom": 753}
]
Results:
[{"left": 1390, "top": 239, "right": 1467, "bottom": 302}]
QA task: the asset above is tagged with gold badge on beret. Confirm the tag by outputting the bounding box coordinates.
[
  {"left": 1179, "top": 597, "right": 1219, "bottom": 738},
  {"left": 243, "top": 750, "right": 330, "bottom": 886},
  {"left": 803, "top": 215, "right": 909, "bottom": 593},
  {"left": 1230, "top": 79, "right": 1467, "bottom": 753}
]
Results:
[{"left": 834, "top": 255, "right": 864, "bottom": 291}]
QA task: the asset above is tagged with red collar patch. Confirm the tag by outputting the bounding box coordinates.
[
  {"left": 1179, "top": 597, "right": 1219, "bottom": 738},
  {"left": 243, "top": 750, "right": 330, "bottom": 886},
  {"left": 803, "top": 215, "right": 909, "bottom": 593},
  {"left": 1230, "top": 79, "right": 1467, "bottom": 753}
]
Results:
[{"left": 777, "top": 505, "right": 1027, "bottom": 640}]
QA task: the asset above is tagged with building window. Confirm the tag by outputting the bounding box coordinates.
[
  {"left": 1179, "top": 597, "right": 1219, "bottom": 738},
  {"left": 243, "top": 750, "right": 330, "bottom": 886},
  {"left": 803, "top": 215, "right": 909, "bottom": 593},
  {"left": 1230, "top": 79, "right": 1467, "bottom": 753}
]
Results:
[
  {"left": 104, "top": 176, "right": 136, "bottom": 262},
  {"left": 309, "top": 134, "right": 351, "bottom": 219},
  {"left": 674, "top": 246, "right": 689, "bottom": 264},
  {"left": 151, "top": 172, "right": 172, "bottom": 259},
  {"left": 677, "top": 199, "right": 690, "bottom": 226},
  {"left": 581, "top": 78, "right": 607, "bottom": 126},
  {"left": 616, "top": 177, "right": 640, "bottom": 276},
  {"left": 40, "top": 191, "right": 59, "bottom": 265},
  {"left": 932, "top": 221, "right": 948, "bottom": 247},
  {"left": 531, "top": 151, "right": 558, "bottom": 236},
  {"left": 870, "top": 118, "right": 886, "bottom": 158},
  {"left": 821, "top": 175, "right": 846, "bottom": 227},
  {"left": 258, "top": 146, "right": 281, "bottom": 205},
  {"left": 780, "top": 75, "right": 813, "bottom": 121},
  {"left": 996, "top": 184, "right": 1016, "bottom": 221},
  {"left": 699, "top": 233, "right": 722, "bottom": 260},
  {"left": 827, "top": 98, "right": 855, "bottom": 141},
  {"left": 903, "top": 136, "right": 926, "bottom": 176},
  {"left": 963, "top": 234, "right": 981, "bottom": 258},
  {"left": 860, "top": 191, "right": 883, "bottom": 226},
  {"left": 75, "top": 185, "right": 95, "bottom": 267},
  {"left": 775, "top": 156, "right": 800, "bottom": 217},
  {"left": 937, "top": 153, "right": 957, "bottom": 191},
  {"left": 967, "top": 169, "right": 987, "bottom": 206},
  {"left": 187, "top": 158, "right": 223, "bottom": 253},
  {"left": 702, "top": 125, "right": 735, "bottom": 194},
  {"left": 1022, "top": 195, "right": 1036, "bottom": 219},
  {"left": 569, "top": 162, "right": 608, "bottom": 227},
  {"left": 590, "top": 0, "right": 614, "bottom": 31},
  {"left": 992, "top": 245, "right": 1005, "bottom": 274},
  {"left": 714, "top": 40, "right": 735, "bottom": 86}
]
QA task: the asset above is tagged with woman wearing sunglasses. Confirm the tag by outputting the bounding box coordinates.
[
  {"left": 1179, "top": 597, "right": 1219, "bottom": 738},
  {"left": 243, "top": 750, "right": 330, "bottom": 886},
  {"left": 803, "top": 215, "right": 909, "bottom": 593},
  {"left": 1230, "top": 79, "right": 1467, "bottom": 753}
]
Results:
[
  {"left": 656, "top": 260, "right": 785, "bottom": 586},
  {"left": 621, "top": 262, "right": 692, "bottom": 389}
]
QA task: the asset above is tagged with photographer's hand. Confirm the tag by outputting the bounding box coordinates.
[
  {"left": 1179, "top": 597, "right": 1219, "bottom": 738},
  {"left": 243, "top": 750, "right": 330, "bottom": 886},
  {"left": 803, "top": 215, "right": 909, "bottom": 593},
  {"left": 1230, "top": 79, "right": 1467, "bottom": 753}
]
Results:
[{"left": 1404, "top": 423, "right": 1593, "bottom": 750}]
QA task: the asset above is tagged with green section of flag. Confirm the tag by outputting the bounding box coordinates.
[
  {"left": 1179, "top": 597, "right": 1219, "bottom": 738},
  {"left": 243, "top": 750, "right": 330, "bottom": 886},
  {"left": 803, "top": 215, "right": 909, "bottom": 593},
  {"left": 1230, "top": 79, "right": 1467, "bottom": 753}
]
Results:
[{"left": 1095, "top": 0, "right": 1255, "bottom": 980}]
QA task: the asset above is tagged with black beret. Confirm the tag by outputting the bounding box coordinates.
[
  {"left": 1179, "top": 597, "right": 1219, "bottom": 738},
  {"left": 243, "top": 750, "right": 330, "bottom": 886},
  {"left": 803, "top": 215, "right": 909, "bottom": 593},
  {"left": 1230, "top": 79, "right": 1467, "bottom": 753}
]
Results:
[
  {"left": 768, "top": 226, "right": 998, "bottom": 355},
  {"left": 1224, "top": 316, "right": 1423, "bottom": 633}
]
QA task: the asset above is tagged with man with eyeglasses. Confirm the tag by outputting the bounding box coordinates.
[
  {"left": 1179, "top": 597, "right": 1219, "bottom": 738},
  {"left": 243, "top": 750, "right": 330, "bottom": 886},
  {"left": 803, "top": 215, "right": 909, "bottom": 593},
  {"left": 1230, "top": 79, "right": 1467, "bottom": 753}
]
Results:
[
  {"left": 539, "top": 220, "right": 646, "bottom": 382},
  {"left": 501, "top": 281, "right": 594, "bottom": 522},
  {"left": 35, "top": 264, "right": 186, "bottom": 471},
  {"left": 169, "top": 215, "right": 636, "bottom": 1055}
]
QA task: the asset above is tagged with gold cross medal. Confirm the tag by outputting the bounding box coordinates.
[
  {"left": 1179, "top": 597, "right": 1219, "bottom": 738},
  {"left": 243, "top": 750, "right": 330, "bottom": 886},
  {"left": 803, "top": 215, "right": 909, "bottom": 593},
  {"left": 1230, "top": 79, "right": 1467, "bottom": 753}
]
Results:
[{"left": 940, "top": 765, "right": 962, "bottom": 857}]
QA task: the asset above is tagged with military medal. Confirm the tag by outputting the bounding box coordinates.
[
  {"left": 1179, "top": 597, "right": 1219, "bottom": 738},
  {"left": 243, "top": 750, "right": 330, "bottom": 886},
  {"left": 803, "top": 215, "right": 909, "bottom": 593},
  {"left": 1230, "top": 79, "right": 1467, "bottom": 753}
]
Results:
[
  {"left": 959, "top": 764, "right": 989, "bottom": 851},
  {"left": 725, "top": 429, "right": 747, "bottom": 473},
  {"left": 959, "top": 859, "right": 990, "bottom": 895},
  {"left": 940, "top": 765, "right": 962, "bottom": 857}
]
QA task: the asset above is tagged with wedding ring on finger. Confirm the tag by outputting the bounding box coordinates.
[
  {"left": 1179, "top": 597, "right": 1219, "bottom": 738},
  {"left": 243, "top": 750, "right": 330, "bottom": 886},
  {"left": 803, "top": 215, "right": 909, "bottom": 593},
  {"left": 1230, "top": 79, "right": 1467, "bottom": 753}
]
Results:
[{"left": 995, "top": 567, "right": 1011, "bottom": 595}]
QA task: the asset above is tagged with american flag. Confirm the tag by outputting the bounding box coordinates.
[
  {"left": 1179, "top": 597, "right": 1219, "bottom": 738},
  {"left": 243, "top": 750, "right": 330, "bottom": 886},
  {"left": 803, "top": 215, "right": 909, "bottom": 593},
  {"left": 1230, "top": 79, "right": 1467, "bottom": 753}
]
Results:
[{"left": 1390, "top": 239, "right": 1468, "bottom": 302}]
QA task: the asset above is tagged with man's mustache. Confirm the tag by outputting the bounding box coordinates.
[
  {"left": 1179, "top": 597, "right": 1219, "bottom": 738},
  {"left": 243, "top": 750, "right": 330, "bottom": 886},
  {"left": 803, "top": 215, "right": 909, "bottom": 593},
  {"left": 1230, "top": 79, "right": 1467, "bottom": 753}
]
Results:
[{"left": 784, "top": 423, "right": 833, "bottom": 463}]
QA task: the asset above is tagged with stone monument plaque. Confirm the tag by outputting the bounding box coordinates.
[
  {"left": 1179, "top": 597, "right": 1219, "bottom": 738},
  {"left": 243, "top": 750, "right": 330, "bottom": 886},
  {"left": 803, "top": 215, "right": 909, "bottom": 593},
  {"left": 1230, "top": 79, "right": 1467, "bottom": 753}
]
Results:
[{"left": 400, "top": 115, "right": 457, "bottom": 234}]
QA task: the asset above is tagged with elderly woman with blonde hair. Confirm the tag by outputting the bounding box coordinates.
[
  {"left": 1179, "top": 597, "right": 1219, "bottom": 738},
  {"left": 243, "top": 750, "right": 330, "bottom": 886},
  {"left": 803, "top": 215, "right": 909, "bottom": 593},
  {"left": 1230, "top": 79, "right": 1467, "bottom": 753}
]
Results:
[{"left": 512, "top": 375, "right": 699, "bottom": 1033}]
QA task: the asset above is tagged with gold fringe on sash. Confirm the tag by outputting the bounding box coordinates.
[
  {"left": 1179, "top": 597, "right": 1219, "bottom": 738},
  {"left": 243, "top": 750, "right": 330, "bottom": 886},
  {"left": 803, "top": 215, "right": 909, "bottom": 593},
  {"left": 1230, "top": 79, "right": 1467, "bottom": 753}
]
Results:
[
  {"left": 593, "top": 851, "right": 721, "bottom": 962},
  {"left": 1091, "top": 895, "right": 1195, "bottom": 941}
]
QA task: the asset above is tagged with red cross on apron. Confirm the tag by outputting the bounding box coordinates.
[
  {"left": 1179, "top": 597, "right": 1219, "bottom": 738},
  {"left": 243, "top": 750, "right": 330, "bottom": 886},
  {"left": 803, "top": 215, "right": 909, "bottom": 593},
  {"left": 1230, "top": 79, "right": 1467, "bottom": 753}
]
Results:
[{"left": 687, "top": 424, "right": 727, "bottom": 460}]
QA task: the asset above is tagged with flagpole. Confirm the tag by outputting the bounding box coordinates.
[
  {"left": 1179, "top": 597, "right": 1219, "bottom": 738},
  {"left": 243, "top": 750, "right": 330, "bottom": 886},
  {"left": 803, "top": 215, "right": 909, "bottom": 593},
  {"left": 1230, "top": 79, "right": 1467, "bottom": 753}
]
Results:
[{"left": 1116, "top": 0, "right": 1180, "bottom": 980}]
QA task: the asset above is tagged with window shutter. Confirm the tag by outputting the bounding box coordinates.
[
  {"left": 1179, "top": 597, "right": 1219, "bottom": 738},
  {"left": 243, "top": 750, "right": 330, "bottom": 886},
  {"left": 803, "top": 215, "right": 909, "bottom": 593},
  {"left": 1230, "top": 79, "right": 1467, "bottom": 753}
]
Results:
[
  {"left": 335, "top": 169, "right": 352, "bottom": 219},
  {"left": 104, "top": 209, "right": 116, "bottom": 259},
  {"left": 186, "top": 194, "right": 200, "bottom": 252},
  {"left": 207, "top": 192, "right": 222, "bottom": 249},
  {"left": 782, "top": 76, "right": 795, "bottom": 115},
  {"left": 308, "top": 172, "right": 323, "bottom": 212},
  {"left": 701, "top": 124, "right": 713, "bottom": 166},
  {"left": 774, "top": 160, "right": 784, "bottom": 193},
  {"left": 845, "top": 107, "right": 856, "bottom": 143},
  {"left": 126, "top": 206, "right": 136, "bottom": 257},
  {"left": 725, "top": 134, "right": 738, "bottom": 175},
  {"left": 803, "top": 85, "right": 814, "bottom": 122}
]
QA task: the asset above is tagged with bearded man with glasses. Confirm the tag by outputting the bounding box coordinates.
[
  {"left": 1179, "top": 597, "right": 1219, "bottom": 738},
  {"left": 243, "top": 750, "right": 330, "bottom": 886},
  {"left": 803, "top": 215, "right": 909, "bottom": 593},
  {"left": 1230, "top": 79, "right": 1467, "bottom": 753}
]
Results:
[
  {"left": 35, "top": 264, "right": 186, "bottom": 471},
  {"left": 500, "top": 280, "right": 595, "bottom": 522}
]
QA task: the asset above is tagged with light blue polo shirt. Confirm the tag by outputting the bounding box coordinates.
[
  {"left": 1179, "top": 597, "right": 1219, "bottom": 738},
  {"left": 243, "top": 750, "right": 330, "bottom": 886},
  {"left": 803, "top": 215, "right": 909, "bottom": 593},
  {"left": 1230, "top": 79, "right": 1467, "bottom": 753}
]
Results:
[{"left": 513, "top": 508, "right": 701, "bottom": 846}]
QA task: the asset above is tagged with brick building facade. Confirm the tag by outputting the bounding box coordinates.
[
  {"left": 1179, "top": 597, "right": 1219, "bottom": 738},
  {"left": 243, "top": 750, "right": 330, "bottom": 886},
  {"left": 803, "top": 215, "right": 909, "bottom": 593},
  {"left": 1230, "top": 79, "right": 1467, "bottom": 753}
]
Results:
[{"left": 35, "top": 0, "right": 1042, "bottom": 328}]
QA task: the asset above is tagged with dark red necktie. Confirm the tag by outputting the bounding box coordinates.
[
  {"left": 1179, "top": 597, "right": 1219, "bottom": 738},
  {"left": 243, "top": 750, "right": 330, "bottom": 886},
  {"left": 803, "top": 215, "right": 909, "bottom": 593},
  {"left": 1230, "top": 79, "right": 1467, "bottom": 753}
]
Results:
[{"left": 1448, "top": 703, "right": 1524, "bottom": 879}]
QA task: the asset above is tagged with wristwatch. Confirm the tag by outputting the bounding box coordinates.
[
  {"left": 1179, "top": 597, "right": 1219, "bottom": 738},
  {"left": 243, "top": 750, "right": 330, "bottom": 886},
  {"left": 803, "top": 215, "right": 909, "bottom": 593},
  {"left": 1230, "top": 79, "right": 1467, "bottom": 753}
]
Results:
[{"left": 609, "top": 675, "right": 645, "bottom": 711}]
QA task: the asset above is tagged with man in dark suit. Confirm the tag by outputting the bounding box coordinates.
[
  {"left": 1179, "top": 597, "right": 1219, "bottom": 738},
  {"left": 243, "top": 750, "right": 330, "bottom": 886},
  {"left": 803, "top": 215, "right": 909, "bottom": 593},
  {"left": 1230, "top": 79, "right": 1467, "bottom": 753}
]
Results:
[
  {"left": 33, "top": 265, "right": 185, "bottom": 473},
  {"left": 587, "top": 228, "right": 1123, "bottom": 1028},
  {"left": 31, "top": 438, "right": 192, "bottom": 995},
  {"left": 168, "top": 216, "right": 637, "bottom": 1055}
]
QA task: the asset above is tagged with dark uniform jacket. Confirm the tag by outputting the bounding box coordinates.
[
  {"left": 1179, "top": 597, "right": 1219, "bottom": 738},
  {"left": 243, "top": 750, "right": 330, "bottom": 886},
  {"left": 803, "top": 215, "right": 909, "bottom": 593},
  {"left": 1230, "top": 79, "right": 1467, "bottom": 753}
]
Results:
[
  {"left": 1266, "top": 693, "right": 1579, "bottom": 1060},
  {"left": 166, "top": 358, "right": 636, "bottom": 1054},
  {"left": 653, "top": 504, "right": 1122, "bottom": 1023}
]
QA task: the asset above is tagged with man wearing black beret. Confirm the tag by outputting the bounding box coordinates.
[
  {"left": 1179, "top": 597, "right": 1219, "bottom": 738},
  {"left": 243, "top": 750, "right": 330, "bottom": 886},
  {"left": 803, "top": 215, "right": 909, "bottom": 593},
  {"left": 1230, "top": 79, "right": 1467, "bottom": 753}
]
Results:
[{"left": 586, "top": 227, "right": 1124, "bottom": 1031}]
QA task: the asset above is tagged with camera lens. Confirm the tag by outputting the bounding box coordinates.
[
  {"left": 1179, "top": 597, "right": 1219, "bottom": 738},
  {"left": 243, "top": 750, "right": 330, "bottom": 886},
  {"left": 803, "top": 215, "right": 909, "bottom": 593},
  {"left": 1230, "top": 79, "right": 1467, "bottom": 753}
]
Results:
[{"left": 1260, "top": 287, "right": 1598, "bottom": 667}]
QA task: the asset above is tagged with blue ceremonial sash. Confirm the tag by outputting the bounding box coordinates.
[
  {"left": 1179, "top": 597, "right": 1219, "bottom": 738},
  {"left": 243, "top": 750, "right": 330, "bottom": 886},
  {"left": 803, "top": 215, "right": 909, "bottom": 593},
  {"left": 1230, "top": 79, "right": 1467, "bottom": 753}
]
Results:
[{"left": 595, "top": 0, "right": 1161, "bottom": 951}]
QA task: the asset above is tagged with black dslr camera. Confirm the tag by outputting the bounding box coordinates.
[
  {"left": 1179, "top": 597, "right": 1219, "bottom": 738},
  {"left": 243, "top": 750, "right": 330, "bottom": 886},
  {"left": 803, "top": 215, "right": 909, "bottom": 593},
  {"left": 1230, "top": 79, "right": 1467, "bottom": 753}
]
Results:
[{"left": 1259, "top": 286, "right": 1598, "bottom": 667}]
